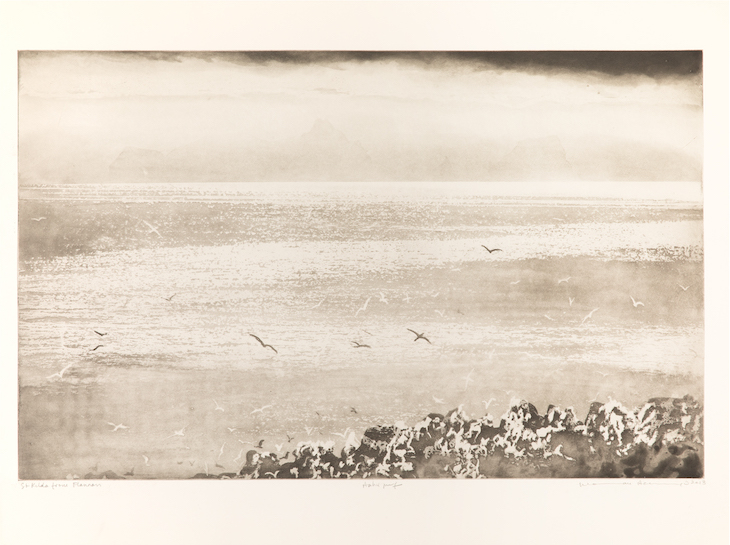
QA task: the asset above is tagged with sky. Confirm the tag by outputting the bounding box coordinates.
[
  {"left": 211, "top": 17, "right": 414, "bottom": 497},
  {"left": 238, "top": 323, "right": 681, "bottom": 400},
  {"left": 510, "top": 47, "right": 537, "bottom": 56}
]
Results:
[{"left": 18, "top": 51, "right": 703, "bottom": 184}]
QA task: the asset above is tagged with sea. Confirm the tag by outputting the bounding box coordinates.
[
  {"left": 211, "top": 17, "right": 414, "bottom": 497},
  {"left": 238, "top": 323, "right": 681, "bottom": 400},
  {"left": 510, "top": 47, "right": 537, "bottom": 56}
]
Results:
[{"left": 17, "top": 182, "right": 704, "bottom": 479}]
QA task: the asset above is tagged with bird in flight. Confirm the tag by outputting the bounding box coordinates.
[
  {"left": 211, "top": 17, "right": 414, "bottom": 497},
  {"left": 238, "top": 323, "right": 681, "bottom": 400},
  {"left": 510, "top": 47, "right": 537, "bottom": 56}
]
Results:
[
  {"left": 94, "top": 330, "right": 107, "bottom": 337},
  {"left": 31, "top": 217, "right": 47, "bottom": 221},
  {"left": 434, "top": 309, "right": 445, "bottom": 317},
  {"left": 350, "top": 407, "right": 358, "bottom": 414},
  {"left": 311, "top": 297, "right": 326, "bottom": 309},
  {"left": 355, "top": 296, "right": 372, "bottom": 317},
  {"left": 249, "top": 333, "right": 277, "bottom": 354},
  {"left": 47, "top": 363, "right": 73, "bottom": 380},
  {"left": 332, "top": 428, "right": 351, "bottom": 439},
  {"left": 483, "top": 398, "right": 496, "bottom": 411},
  {"left": 218, "top": 442, "right": 226, "bottom": 459},
  {"left": 351, "top": 341, "right": 371, "bottom": 349},
  {"left": 251, "top": 404, "right": 272, "bottom": 415},
  {"left": 92, "top": 345, "right": 104, "bottom": 351},
  {"left": 407, "top": 329, "right": 431, "bottom": 344},
  {"left": 464, "top": 369, "right": 474, "bottom": 391},
  {"left": 378, "top": 292, "right": 389, "bottom": 304},
  {"left": 233, "top": 449, "right": 243, "bottom": 463},
  {"left": 227, "top": 427, "right": 238, "bottom": 433},
  {"left": 142, "top": 455, "right": 150, "bottom": 466},
  {"left": 678, "top": 284, "right": 691, "bottom": 291},
  {"left": 544, "top": 314, "right": 555, "bottom": 321},
  {"left": 510, "top": 280, "right": 521, "bottom": 285},
  {"left": 253, "top": 439, "right": 265, "bottom": 448},
  {"left": 432, "top": 395, "right": 445, "bottom": 404},
  {"left": 286, "top": 433, "right": 294, "bottom": 443},
  {"left": 568, "top": 297, "right": 575, "bottom": 307},
  {"left": 161, "top": 294, "right": 176, "bottom": 302},
  {"left": 481, "top": 246, "right": 502, "bottom": 253},
  {"left": 141, "top": 219, "right": 162, "bottom": 238},
  {"left": 581, "top": 308, "right": 600, "bottom": 325},
  {"left": 558, "top": 276, "right": 572, "bottom": 284},
  {"left": 213, "top": 399, "right": 224, "bottom": 412},
  {"left": 630, "top": 296, "right": 644, "bottom": 308},
  {"left": 165, "top": 426, "right": 186, "bottom": 439},
  {"left": 108, "top": 422, "right": 129, "bottom": 432}
]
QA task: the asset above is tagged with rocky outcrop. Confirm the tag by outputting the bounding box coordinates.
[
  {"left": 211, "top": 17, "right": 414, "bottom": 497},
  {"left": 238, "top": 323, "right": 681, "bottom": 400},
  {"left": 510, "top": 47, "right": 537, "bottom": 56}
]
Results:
[{"left": 192, "top": 395, "right": 703, "bottom": 480}]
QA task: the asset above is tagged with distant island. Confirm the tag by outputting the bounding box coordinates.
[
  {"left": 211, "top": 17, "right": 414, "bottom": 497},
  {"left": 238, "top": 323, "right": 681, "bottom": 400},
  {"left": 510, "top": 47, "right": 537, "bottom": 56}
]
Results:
[{"left": 20, "top": 119, "right": 701, "bottom": 186}]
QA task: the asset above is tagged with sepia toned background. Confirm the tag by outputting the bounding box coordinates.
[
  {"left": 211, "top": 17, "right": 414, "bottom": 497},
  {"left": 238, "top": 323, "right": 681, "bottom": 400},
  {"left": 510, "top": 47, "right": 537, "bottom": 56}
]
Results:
[{"left": 2, "top": 3, "right": 724, "bottom": 544}]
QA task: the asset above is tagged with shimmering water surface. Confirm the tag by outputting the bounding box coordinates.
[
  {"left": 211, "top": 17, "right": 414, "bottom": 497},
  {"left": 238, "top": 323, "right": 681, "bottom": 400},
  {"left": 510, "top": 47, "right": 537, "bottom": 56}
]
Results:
[{"left": 18, "top": 183, "right": 704, "bottom": 479}]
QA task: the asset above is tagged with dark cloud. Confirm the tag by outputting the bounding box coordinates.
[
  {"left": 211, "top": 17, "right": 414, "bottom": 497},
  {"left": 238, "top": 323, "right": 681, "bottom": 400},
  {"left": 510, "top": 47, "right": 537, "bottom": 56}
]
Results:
[
  {"left": 21, "top": 51, "right": 701, "bottom": 79},
  {"left": 174, "top": 51, "right": 704, "bottom": 79}
]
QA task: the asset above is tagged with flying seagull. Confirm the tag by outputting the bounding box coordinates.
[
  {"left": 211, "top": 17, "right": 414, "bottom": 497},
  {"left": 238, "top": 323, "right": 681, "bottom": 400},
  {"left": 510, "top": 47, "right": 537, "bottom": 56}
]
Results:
[
  {"left": 481, "top": 246, "right": 502, "bottom": 253},
  {"left": 165, "top": 426, "right": 186, "bottom": 440},
  {"left": 141, "top": 219, "right": 162, "bottom": 238},
  {"left": 378, "top": 292, "right": 389, "bottom": 304},
  {"left": 94, "top": 330, "right": 107, "bottom": 337},
  {"left": 464, "top": 369, "right": 474, "bottom": 391},
  {"left": 581, "top": 308, "right": 600, "bottom": 325},
  {"left": 630, "top": 296, "right": 644, "bottom": 308},
  {"left": 510, "top": 280, "right": 521, "bottom": 285},
  {"left": 355, "top": 296, "right": 372, "bottom": 317},
  {"left": 251, "top": 404, "right": 272, "bottom": 415},
  {"left": 568, "top": 297, "right": 575, "bottom": 307},
  {"left": 254, "top": 439, "right": 265, "bottom": 448},
  {"left": 31, "top": 217, "right": 47, "bottom": 221},
  {"left": 161, "top": 294, "right": 176, "bottom": 301},
  {"left": 407, "top": 329, "right": 431, "bottom": 344},
  {"left": 213, "top": 399, "right": 225, "bottom": 412},
  {"left": 108, "top": 422, "right": 129, "bottom": 432},
  {"left": 558, "top": 276, "right": 572, "bottom": 284},
  {"left": 351, "top": 341, "right": 371, "bottom": 349},
  {"left": 142, "top": 455, "right": 150, "bottom": 466},
  {"left": 433, "top": 395, "right": 445, "bottom": 404},
  {"left": 311, "top": 297, "right": 326, "bottom": 309},
  {"left": 678, "top": 284, "right": 691, "bottom": 291},
  {"left": 92, "top": 345, "right": 104, "bottom": 351},
  {"left": 249, "top": 333, "right": 277, "bottom": 354},
  {"left": 332, "top": 428, "right": 351, "bottom": 439},
  {"left": 350, "top": 407, "right": 358, "bottom": 414},
  {"left": 47, "top": 363, "right": 73, "bottom": 380}
]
